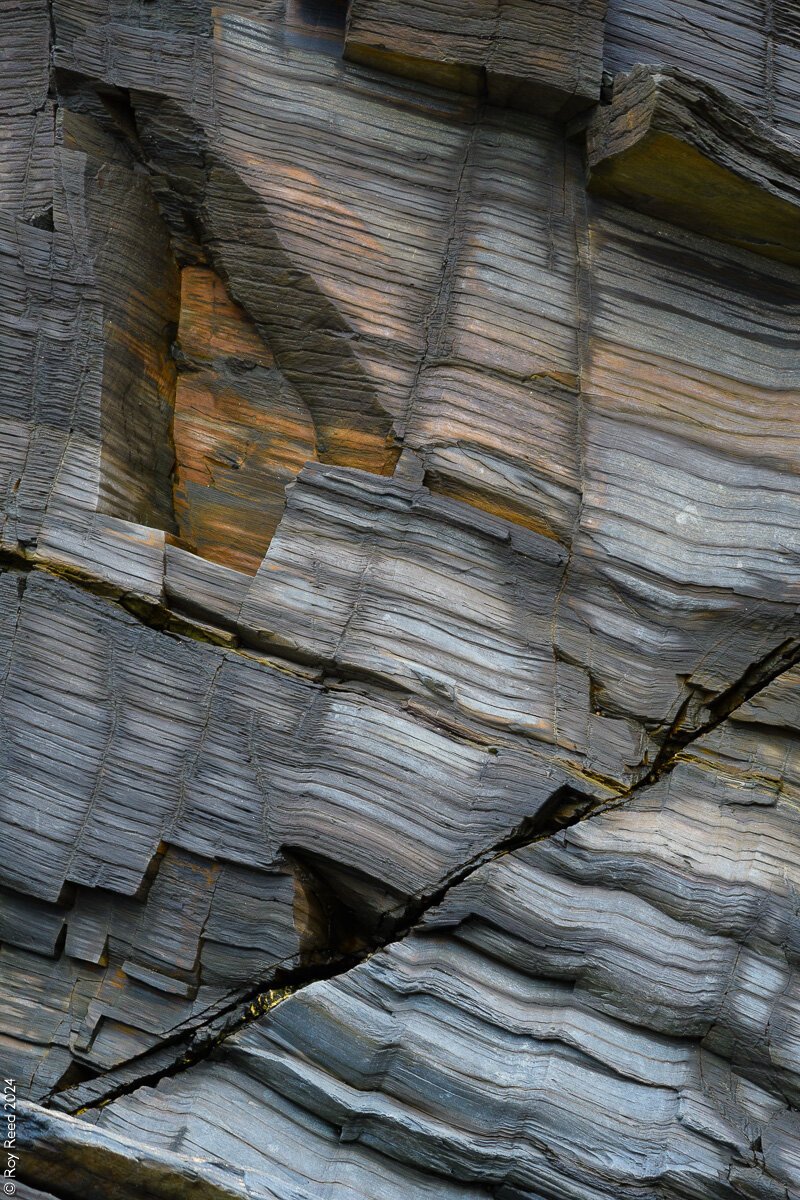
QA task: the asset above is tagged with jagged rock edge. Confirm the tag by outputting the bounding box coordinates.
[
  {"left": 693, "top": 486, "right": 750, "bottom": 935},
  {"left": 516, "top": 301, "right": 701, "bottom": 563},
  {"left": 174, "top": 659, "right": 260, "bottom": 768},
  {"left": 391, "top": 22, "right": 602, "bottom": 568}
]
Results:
[{"left": 43, "top": 626, "right": 800, "bottom": 1115}]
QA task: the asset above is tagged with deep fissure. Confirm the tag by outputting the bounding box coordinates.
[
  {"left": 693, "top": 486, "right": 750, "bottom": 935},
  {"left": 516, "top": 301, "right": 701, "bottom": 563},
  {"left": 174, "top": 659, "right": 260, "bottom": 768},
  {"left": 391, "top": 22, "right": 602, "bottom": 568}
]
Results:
[{"left": 43, "top": 628, "right": 798, "bottom": 1117}]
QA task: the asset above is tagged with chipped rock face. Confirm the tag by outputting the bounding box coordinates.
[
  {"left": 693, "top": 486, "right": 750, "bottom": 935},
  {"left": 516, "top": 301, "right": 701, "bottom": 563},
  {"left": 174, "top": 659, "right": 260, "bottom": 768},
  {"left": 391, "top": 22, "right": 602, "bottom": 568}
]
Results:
[{"left": 3, "top": 2, "right": 800, "bottom": 1198}]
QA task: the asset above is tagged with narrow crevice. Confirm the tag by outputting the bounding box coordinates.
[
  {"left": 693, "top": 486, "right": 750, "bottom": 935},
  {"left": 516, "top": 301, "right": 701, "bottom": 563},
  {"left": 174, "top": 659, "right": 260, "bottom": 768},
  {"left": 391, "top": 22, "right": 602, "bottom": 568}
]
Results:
[
  {"left": 32, "top": 618, "right": 800, "bottom": 1114},
  {"left": 0, "top": 550, "right": 312, "bottom": 674},
  {"left": 11, "top": 577, "right": 800, "bottom": 1117},
  {"left": 644, "top": 636, "right": 800, "bottom": 785},
  {"left": 0, "top": 549, "right": 229, "bottom": 652},
  {"left": 0, "top": 549, "right": 551, "bottom": 760},
  {"left": 375, "top": 784, "right": 598, "bottom": 942},
  {"left": 50, "top": 785, "right": 598, "bottom": 1115},
  {"left": 46, "top": 955, "right": 359, "bottom": 1116},
  {"left": 0, "top": 550, "right": 554, "bottom": 754},
  {"left": 580, "top": 635, "right": 800, "bottom": 833},
  {"left": 7, "top": 547, "right": 798, "bottom": 778},
  {"left": 7, "top": 535, "right": 800, "bottom": 796},
  {"left": 0, "top": 542, "right": 454, "bottom": 706}
]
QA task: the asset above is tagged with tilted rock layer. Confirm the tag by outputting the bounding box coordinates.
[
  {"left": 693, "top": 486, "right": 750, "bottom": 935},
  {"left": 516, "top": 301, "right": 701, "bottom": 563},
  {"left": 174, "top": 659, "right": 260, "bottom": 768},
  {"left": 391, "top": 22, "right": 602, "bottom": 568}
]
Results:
[{"left": 3, "top": 1, "right": 800, "bottom": 1198}]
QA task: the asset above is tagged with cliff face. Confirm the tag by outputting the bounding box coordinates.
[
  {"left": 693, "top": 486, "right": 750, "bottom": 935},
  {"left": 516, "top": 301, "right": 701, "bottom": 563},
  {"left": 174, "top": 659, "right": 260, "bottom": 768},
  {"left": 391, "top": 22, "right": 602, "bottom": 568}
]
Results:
[{"left": 4, "top": 2, "right": 800, "bottom": 1198}]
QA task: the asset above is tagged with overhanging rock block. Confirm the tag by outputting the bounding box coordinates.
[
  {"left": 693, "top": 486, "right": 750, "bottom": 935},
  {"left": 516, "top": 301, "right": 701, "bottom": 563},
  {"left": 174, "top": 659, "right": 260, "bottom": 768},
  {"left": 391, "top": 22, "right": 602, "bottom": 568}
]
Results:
[
  {"left": 587, "top": 66, "right": 800, "bottom": 266},
  {"left": 345, "top": 0, "right": 608, "bottom": 117}
]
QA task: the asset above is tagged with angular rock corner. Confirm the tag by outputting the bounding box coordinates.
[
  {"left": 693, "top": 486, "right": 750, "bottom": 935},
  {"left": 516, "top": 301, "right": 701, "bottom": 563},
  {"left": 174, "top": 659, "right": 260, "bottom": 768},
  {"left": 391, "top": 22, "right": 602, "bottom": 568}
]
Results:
[{"left": 3, "top": 0, "right": 800, "bottom": 1197}]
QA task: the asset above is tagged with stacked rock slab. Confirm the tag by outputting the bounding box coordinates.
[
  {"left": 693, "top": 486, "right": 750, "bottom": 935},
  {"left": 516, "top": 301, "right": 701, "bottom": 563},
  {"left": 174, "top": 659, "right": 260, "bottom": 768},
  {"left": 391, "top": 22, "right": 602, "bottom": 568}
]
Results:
[
  {"left": 344, "top": 0, "right": 608, "bottom": 116},
  {"left": 2, "top": 1, "right": 800, "bottom": 1198}
]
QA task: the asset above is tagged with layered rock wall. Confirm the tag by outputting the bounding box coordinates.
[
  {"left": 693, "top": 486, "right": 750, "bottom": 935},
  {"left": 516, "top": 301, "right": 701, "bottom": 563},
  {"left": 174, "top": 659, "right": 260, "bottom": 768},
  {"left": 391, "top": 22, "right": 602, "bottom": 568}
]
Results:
[{"left": 3, "top": 2, "right": 800, "bottom": 1197}]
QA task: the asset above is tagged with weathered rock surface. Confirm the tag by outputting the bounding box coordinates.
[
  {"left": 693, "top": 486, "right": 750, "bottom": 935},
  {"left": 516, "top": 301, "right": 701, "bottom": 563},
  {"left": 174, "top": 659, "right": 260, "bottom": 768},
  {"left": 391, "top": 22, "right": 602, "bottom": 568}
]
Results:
[
  {"left": 344, "top": 0, "right": 608, "bottom": 116},
  {"left": 3, "top": 2, "right": 800, "bottom": 1198},
  {"left": 587, "top": 67, "right": 800, "bottom": 265}
]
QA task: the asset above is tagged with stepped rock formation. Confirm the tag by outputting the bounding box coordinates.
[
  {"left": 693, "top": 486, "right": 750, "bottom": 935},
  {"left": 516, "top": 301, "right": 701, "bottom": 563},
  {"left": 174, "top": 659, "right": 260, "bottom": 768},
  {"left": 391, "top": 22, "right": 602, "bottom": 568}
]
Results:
[{"left": 3, "top": 1, "right": 800, "bottom": 1197}]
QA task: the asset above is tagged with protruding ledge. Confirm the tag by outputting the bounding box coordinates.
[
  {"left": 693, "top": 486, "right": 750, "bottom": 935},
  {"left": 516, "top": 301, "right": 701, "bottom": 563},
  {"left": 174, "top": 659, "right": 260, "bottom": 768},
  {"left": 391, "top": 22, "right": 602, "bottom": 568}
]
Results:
[
  {"left": 344, "top": 0, "right": 606, "bottom": 118},
  {"left": 586, "top": 67, "right": 800, "bottom": 266}
]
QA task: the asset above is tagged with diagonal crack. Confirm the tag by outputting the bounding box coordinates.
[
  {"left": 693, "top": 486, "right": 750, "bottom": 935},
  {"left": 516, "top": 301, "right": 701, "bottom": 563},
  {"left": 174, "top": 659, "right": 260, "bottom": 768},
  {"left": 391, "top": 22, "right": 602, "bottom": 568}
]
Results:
[
  {"left": 46, "top": 625, "right": 800, "bottom": 1115},
  {"left": 0, "top": 550, "right": 314, "bottom": 675},
  {"left": 577, "top": 634, "right": 800, "bottom": 827},
  {"left": 12, "top": 552, "right": 800, "bottom": 1114},
  {"left": 49, "top": 784, "right": 599, "bottom": 1115},
  {"left": 645, "top": 634, "right": 800, "bottom": 783}
]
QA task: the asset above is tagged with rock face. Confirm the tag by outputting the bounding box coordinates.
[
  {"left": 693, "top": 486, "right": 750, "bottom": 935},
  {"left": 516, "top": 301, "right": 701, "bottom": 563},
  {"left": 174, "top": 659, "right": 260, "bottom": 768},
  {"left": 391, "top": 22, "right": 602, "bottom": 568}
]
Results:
[{"left": 4, "top": 2, "right": 800, "bottom": 1198}]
